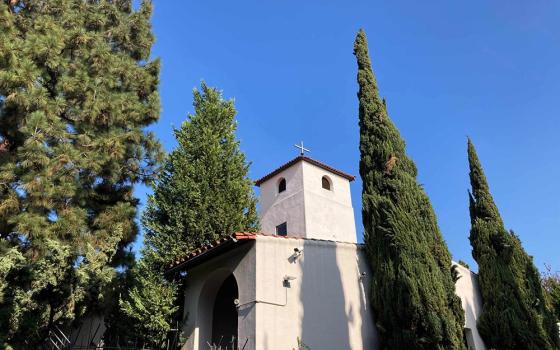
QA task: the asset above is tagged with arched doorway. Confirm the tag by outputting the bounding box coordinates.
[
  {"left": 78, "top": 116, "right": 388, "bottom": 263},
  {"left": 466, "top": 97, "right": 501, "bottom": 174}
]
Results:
[{"left": 211, "top": 274, "right": 239, "bottom": 349}]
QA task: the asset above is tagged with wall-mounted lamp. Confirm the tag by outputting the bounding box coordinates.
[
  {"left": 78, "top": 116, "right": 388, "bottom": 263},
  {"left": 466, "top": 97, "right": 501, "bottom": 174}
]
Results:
[
  {"left": 283, "top": 275, "right": 297, "bottom": 287},
  {"left": 288, "top": 247, "right": 304, "bottom": 263}
]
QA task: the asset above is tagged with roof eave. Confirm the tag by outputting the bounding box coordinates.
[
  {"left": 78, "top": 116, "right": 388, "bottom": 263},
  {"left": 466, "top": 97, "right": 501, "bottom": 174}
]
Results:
[{"left": 254, "top": 156, "right": 355, "bottom": 186}]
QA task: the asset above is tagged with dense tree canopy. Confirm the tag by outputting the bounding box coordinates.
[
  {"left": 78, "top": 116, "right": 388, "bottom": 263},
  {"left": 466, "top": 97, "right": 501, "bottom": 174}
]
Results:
[
  {"left": 120, "top": 83, "right": 259, "bottom": 345},
  {"left": 119, "top": 259, "right": 179, "bottom": 347},
  {"left": 141, "top": 82, "right": 258, "bottom": 270},
  {"left": 0, "top": 1, "right": 161, "bottom": 347},
  {"left": 355, "top": 29, "right": 465, "bottom": 350},
  {"left": 467, "top": 139, "right": 559, "bottom": 349},
  {"left": 542, "top": 266, "right": 560, "bottom": 323}
]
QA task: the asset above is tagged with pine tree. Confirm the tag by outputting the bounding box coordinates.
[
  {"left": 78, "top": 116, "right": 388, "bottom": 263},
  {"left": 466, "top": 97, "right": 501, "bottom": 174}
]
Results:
[
  {"left": 0, "top": 1, "right": 161, "bottom": 347},
  {"left": 467, "top": 139, "right": 560, "bottom": 349},
  {"left": 355, "top": 29, "right": 466, "bottom": 349},
  {"left": 141, "top": 82, "right": 258, "bottom": 270},
  {"left": 120, "top": 82, "right": 258, "bottom": 344}
]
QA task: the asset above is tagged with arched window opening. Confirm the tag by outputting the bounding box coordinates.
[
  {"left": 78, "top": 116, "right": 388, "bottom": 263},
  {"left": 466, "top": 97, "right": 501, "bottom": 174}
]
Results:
[
  {"left": 322, "top": 176, "right": 332, "bottom": 191},
  {"left": 278, "top": 178, "right": 286, "bottom": 193}
]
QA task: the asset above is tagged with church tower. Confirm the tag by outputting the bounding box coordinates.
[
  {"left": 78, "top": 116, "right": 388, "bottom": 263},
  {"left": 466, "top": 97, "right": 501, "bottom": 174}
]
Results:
[{"left": 255, "top": 149, "right": 357, "bottom": 243}]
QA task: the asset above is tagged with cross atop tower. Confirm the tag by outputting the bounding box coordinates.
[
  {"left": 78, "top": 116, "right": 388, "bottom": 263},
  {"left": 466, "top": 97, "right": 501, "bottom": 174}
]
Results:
[{"left": 294, "top": 141, "right": 310, "bottom": 156}]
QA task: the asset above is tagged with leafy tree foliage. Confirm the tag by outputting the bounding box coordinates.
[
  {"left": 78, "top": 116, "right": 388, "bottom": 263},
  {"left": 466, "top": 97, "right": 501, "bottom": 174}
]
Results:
[
  {"left": 120, "top": 259, "right": 179, "bottom": 346},
  {"left": 120, "top": 83, "right": 258, "bottom": 345},
  {"left": 355, "top": 29, "right": 465, "bottom": 350},
  {"left": 467, "top": 139, "right": 559, "bottom": 349},
  {"left": 141, "top": 82, "right": 258, "bottom": 269},
  {"left": 542, "top": 265, "right": 560, "bottom": 323},
  {"left": 0, "top": 0, "right": 161, "bottom": 347}
]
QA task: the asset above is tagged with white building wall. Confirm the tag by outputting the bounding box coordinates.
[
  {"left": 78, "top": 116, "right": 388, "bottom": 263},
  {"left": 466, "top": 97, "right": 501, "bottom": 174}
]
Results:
[
  {"left": 301, "top": 161, "right": 357, "bottom": 243},
  {"left": 253, "top": 235, "right": 377, "bottom": 350},
  {"left": 259, "top": 161, "right": 306, "bottom": 237},
  {"left": 181, "top": 243, "right": 257, "bottom": 350},
  {"left": 259, "top": 159, "right": 357, "bottom": 243},
  {"left": 454, "top": 263, "right": 487, "bottom": 350},
  {"left": 180, "top": 238, "right": 487, "bottom": 350}
]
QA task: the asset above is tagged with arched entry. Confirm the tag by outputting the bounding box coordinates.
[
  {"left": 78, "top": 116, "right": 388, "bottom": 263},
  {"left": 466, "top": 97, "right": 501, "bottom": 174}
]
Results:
[{"left": 211, "top": 274, "right": 239, "bottom": 349}]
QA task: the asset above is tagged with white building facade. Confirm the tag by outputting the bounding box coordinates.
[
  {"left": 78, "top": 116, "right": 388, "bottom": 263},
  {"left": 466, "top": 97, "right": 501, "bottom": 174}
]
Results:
[{"left": 174, "top": 156, "right": 486, "bottom": 350}]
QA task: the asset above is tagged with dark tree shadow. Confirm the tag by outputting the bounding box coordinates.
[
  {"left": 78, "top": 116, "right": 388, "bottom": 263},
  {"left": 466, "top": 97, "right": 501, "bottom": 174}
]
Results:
[{"left": 300, "top": 240, "right": 351, "bottom": 349}]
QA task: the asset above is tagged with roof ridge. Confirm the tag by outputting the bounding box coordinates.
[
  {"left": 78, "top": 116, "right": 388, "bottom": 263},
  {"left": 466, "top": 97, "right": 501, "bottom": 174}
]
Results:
[{"left": 254, "top": 155, "right": 355, "bottom": 186}]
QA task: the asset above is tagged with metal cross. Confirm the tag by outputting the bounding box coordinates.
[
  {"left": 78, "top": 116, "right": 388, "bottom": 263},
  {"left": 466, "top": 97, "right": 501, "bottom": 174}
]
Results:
[{"left": 294, "top": 141, "right": 310, "bottom": 156}]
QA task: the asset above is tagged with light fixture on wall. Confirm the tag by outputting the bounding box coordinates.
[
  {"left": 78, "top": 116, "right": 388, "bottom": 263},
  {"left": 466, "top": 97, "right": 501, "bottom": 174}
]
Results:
[
  {"left": 283, "top": 275, "right": 297, "bottom": 288},
  {"left": 290, "top": 247, "right": 304, "bottom": 260}
]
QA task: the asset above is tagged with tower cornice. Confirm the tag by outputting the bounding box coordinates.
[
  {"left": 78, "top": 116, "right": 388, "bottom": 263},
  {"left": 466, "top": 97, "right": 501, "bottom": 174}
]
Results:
[{"left": 254, "top": 155, "right": 355, "bottom": 187}]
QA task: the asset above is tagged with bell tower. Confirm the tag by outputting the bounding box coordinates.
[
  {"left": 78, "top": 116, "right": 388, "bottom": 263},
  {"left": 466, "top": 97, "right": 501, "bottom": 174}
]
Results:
[{"left": 255, "top": 146, "right": 357, "bottom": 243}]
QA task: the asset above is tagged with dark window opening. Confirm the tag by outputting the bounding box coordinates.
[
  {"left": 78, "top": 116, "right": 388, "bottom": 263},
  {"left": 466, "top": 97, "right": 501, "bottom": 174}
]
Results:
[
  {"left": 322, "top": 176, "right": 331, "bottom": 190},
  {"left": 278, "top": 178, "right": 286, "bottom": 193},
  {"left": 276, "top": 222, "right": 287, "bottom": 236},
  {"left": 212, "top": 275, "right": 238, "bottom": 350}
]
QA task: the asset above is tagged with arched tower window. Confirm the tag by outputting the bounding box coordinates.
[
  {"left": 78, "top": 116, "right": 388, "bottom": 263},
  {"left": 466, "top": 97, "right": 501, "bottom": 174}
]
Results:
[
  {"left": 278, "top": 178, "right": 286, "bottom": 193},
  {"left": 322, "top": 176, "right": 332, "bottom": 191}
]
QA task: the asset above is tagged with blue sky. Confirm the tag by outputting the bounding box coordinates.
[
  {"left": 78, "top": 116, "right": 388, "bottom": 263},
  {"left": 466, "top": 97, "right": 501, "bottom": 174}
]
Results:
[{"left": 134, "top": 0, "right": 560, "bottom": 272}]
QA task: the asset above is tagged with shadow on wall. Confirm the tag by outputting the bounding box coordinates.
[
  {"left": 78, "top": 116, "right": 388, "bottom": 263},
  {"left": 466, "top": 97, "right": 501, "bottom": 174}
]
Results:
[
  {"left": 359, "top": 254, "right": 376, "bottom": 349},
  {"left": 300, "top": 241, "right": 351, "bottom": 349},
  {"left": 464, "top": 303, "right": 477, "bottom": 350}
]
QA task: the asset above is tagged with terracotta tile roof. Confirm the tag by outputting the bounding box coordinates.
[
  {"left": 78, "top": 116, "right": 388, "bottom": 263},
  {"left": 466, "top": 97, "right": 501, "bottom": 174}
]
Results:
[
  {"left": 166, "top": 232, "right": 363, "bottom": 273},
  {"left": 254, "top": 156, "right": 355, "bottom": 186},
  {"left": 166, "top": 232, "right": 257, "bottom": 272}
]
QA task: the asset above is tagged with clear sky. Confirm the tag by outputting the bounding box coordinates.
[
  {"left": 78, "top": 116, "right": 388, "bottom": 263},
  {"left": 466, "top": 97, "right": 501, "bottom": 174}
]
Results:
[{"left": 134, "top": 0, "right": 560, "bottom": 272}]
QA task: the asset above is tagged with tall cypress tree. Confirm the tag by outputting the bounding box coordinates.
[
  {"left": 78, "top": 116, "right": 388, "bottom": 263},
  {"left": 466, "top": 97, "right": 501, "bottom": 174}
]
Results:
[
  {"left": 355, "top": 29, "right": 465, "bottom": 349},
  {"left": 0, "top": 1, "right": 161, "bottom": 347},
  {"left": 121, "top": 83, "right": 258, "bottom": 343},
  {"left": 467, "top": 139, "right": 559, "bottom": 349},
  {"left": 542, "top": 266, "right": 560, "bottom": 324}
]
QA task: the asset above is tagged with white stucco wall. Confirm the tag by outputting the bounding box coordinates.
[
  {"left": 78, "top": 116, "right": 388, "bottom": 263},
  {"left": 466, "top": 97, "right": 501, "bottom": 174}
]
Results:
[
  {"left": 301, "top": 161, "right": 357, "bottom": 243},
  {"left": 181, "top": 242, "right": 257, "bottom": 350},
  {"left": 453, "top": 263, "right": 487, "bottom": 350},
  {"left": 253, "top": 235, "right": 377, "bottom": 350},
  {"left": 180, "top": 236, "right": 377, "bottom": 350},
  {"left": 180, "top": 238, "right": 488, "bottom": 350},
  {"left": 259, "top": 161, "right": 306, "bottom": 237},
  {"left": 259, "top": 159, "right": 357, "bottom": 243}
]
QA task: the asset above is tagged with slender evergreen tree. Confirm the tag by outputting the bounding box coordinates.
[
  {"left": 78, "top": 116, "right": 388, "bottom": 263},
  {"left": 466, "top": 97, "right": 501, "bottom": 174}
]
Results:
[
  {"left": 121, "top": 83, "right": 258, "bottom": 344},
  {"left": 467, "top": 139, "right": 559, "bottom": 349},
  {"left": 541, "top": 265, "right": 560, "bottom": 323},
  {"left": 141, "top": 82, "right": 258, "bottom": 269},
  {"left": 0, "top": 1, "right": 162, "bottom": 347},
  {"left": 542, "top": 266, "right": 560, "bottom": 323},
  {"left": 355, "top": 29, "right": 466, "bottom": 349}
]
